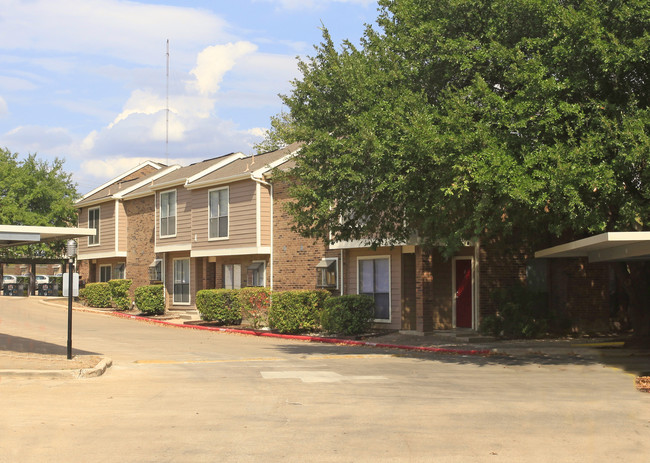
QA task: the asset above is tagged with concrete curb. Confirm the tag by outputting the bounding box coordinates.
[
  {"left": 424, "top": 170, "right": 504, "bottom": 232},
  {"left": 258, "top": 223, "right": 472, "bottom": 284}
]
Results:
[
  {"left": 0, "top": 357, "right": 112, "bottom": 379},
  {"left": 113, "top": 312, "right": 493, "bottom": 356}
]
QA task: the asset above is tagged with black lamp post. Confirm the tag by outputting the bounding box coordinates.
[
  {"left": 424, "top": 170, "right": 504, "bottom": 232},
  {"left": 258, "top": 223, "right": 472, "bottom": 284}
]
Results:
[{"left": 66, "top": 239, "right": 77, "bottom": 360}]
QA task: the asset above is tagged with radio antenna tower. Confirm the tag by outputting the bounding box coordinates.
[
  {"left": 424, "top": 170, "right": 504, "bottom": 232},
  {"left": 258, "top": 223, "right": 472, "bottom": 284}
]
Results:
[{"left": 165, "top": 39, "right": 170, "bottom": 165}]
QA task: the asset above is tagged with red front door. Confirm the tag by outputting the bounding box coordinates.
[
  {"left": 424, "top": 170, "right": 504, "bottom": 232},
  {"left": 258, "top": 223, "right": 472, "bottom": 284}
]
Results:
[{"left": 455, "top": 259, "right": 472, "bottom": 328}]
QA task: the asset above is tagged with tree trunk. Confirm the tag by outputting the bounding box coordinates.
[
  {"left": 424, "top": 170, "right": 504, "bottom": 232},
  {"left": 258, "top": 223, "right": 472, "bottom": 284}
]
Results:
[{"left": 615, "top": 262, "right": 650, "bottom": 343}]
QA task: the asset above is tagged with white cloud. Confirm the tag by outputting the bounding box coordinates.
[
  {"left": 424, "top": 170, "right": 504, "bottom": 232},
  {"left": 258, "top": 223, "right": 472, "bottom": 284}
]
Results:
[
  {"left": 2, "top": 125, "right": 73, "bottom": 152},
  {"left": 0, "top": 96, "right": 7, "bottom": 117},
  {"left": 0, "top": 0, "right": 233, "bottom": 67},
  {"left": 189, "top": 42, "right": 258, "bottom": 95},
  {"left": 257, "top": 0, "right": 375, "bottom": 10}
]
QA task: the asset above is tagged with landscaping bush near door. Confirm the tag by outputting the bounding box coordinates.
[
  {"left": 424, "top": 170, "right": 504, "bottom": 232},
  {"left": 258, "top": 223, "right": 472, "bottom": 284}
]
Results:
[
  {"left": 238, "top": 287, "right": 271, "bottom": 329},
  {"left": 79, "top": 282, "right": 112, "bottom": 308},
  {"left": 196, "top": 289, "right": 242, "bottom": 324},
  {"left": 321, "top": 295, "right": 375, "bottom": 336},
  {"left": 269, "top": 290, "right": 331, "bottom": 334},
  {"left": 134, "top": 284, "right": 165, "bottom": 315},
  {"left": 108, "top": 279, "right": 132, "bottom": 311}
]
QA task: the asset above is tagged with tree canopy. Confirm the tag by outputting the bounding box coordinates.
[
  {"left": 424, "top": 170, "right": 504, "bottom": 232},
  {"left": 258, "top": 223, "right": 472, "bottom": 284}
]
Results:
[
  {"left": 272, "top": 0, "right": 650, "bottom": 255},
  {"left": 0, "top": 148, "right": 79, "bottom": 257}
]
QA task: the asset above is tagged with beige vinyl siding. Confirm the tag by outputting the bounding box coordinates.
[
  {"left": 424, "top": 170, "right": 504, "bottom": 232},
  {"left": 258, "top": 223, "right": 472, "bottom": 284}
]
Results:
[
  {"left": 79, "top": 202, "right": 116, "bottom": 254},
  {"left": 78, "top": 207, "right": 89, "bottom": 250},
  {"left": 191, "top": 180, "right": 257, "bottom": 251},
  {"left": 259, "top": 184, "right": 271, "bottom": 247},
  {"left": 347, "top": 247, "right": 402, "bottom": 330},
  {"left": 157, "top": 187, "right": 192, "bottom": 245},
  {"left": 117, "top": 201, "right": 127, "bottom": 253}
]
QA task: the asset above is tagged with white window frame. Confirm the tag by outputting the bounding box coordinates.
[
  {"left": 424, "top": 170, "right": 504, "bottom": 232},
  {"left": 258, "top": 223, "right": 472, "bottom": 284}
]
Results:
[
  {"left": 88, "top": 207, "right": 100, "bottom": 246},
  {"left": 247, "top": 260, "right": 266, "bottom": 287},
  {"left": 208, "top": 186, "right": 229, "bottom": 240},
  {"left": 159, "top": 189, "right": 177, "bottom": 238},
  {"left": 113, "top": 262, "right": 126, "bottom": 280},
  {"left": 99, "top": 264, "right": 112, "bottom": 282},
  {"left": 149, "top": 259, "right": 163, "bottom": 282},
  {"left": 357, "top": 255, "right": 391, "bottom": 323},
  {"left": 172, "top": 258, "right": 190, "bottom": 305},
  {"left": 223, "top": 263, "right": 242, "bottom": 289},
  {"left": 316, "top": 258, "right": 339, "bottom": 289}
]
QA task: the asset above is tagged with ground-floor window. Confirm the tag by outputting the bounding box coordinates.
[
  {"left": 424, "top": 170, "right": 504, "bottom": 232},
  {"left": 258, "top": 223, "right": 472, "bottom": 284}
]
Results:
[
  {"left": 358, "top": 257, "right": 390, "bottom": 321},
  {"left": 99, "top": 264, "right": 111, "bottom": 282},
  {"left": 247, "top": 261, "right": 265, "bottom": 287},
  {"left": 173, "top": 258, "right": 190, "bottom": 304},
  {"left": 114, "top": 263, "right": 125, "bottom": 280},
  {"left": 223, "top": 264, "right": 241, "bottom": 289}
]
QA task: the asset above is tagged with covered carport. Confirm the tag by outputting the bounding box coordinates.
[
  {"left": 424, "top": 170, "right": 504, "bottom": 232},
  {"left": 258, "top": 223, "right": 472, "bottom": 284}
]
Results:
[
  {"left": 535, "top": 232, "right": 650, "bottom": 263},
  {"left": 536, "top": 232, "right": 650, "bottom": 339},
  {"left": 0, "top": 225, "right": 95, "bottom": 295}
]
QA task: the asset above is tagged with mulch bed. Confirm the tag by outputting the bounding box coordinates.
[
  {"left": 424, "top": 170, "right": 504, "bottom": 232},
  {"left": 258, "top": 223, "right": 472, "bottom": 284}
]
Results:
[{"left": 635, "top": 375, "right": 650, "bottom": 393}]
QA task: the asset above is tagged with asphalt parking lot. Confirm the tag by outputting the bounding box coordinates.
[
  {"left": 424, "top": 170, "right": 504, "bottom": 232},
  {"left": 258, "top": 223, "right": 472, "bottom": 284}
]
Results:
[{"left": 1, "top": 297, "right": 649, "bottom": 462}]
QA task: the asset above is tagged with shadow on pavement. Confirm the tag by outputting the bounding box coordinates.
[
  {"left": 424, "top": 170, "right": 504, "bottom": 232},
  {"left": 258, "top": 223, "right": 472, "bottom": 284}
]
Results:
[
  {"left": 266, "top": 339, "right": 650, "bottom": 375},
  {"left": 0, "top": 332, "right": 99, "bottom": 357}
]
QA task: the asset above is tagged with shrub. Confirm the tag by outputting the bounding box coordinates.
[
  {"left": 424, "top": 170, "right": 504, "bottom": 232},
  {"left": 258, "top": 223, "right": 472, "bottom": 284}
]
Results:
[
  {"left": 321, "top": 295, "right": 375, "bottom": 336},
  {"left": 109, "top": 279, "right": 132, "bottom": 311},
  {"left": 80, "top": 282, "right": 112, "bottom": 308},
  {"left": 134, "top": 285, "right": 165, "bottom": 315},
  {"left": 238, "top": 287, "right": 271, "bottom": 329},
  {"left": 196, "top": 289, "right": 242, "bottom": 324},
  {"left": 481, "top": 286, "right": 569, "bottom": 339},
  {"left": 269, "top": 290, "right": 331, "bottom": 334}
]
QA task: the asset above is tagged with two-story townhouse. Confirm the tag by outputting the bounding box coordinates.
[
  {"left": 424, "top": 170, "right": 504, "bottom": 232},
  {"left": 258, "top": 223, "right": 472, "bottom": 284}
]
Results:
[
  {"left": 76, "top": 161, "right": 178, "bottom": 289},
  {"left": 76, "top": 148, "right": 611, "bottom": 332}
]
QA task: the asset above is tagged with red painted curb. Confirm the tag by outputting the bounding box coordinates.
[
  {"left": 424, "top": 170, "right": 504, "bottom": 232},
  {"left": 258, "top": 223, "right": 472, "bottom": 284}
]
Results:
[{"left": 110, "top": 311, "right": 491, "bottom": 356}]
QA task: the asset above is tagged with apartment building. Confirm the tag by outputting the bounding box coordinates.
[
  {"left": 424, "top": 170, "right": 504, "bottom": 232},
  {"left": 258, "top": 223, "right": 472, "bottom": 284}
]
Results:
[{"left": 76, "top": 146, "right": 612, "bottom": 332}]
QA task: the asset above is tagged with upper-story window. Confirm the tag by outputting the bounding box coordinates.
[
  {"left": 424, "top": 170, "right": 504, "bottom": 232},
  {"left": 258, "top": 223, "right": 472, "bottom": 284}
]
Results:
[
  {"left": 160, "top": 190, "right": 177, "bottom": 237},
  {"left": 88, "top": 207, "right": 100, "bottom": 246},
  {"left": 209, "top": 187, "right": 229, "bottom": 239}
]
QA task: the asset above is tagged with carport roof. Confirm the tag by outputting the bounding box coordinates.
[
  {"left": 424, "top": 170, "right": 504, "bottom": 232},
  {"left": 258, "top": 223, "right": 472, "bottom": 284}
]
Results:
[
  {"left": 535, "top": 232, "right": 650, "bottom": 263},
  {"left": 0, "top": 225, "right": 95, "bottom": 249}
]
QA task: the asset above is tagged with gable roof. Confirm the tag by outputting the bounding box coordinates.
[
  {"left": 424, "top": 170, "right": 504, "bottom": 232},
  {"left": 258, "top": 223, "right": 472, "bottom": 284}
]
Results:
[
  {"left": 148, "top": 152, "right": 245, "bottom": 190},
  {"left": 186, "top": 142, "right": 302, "bottom": 189},
  {"left": 75, "top": 161, "right": 171, "bottom": 207},
  {"left": 75, "top": 160, "right": 165, "bottom": 205}
]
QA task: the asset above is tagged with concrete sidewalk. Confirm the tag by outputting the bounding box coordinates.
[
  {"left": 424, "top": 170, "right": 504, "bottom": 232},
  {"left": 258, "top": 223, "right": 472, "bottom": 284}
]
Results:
[{"left": 1, "top": 296, "right": 649, "bottom": 381}]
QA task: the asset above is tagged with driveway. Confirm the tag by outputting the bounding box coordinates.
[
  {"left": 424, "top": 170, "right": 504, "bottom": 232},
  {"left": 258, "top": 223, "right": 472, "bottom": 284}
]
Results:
[{"left": 0, "top": 297, "right": 649, "bottom": 462}]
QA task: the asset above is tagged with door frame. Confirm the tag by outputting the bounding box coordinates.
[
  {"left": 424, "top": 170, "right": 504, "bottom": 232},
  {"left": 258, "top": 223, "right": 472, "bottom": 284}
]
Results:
[
  {"left": 452, "top": 256, "right": 476, "bottom": 329},
  {"left": 172, "top": 257, "right": 191, "bottom": 305}
]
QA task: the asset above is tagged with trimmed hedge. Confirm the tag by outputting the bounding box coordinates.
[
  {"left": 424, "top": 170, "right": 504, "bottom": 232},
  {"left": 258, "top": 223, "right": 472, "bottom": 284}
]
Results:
[
  {"left": 196, "top": 289, "right": 242, "bottom": 324},
  {"left": 79, "top": 282, "right": 112, "bottom": 308},
  {"left": 109, "top": 279, "right": 132, "bottom": 311},
  {"left": 269, "top": 290, "right": 331, "bottom": 334},
  {"left": 134, "top": 284, "right": 165, "bottom": 315},
  {"left": 238, "top": 287, "right": 271, "bottom": 329},
  {"left": 321, "top": 295, "right": 375, "bottom": 336}
]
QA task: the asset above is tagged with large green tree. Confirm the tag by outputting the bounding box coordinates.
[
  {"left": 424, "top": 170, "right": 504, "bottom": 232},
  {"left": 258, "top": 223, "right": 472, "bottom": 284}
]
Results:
[
  {"left": 0, "top": 148, "right": 79, "bottom": 257},
  {"left": 270, "top": 0, "right": 650, "bottom": 335}
]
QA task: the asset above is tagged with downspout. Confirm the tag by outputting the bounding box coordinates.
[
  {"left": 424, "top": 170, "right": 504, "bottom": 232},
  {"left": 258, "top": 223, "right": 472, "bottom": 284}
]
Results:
[
  {"left": 340, "top": 249, "right": 344, "bottom": 295},
  {"left": 474, "top": 239, "right": 480, "bottom": 330},
  {"left": 251, "top": 175, "right": 272, "bottom": 290}
]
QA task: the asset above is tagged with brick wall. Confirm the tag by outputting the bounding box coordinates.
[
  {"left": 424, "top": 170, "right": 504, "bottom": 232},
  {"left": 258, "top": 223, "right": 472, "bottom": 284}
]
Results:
[
  {"left": 124, "top": 196, "right": 156, "bottom": 298},
  {"left": 549, "top": 258, "right": 611, "bottom": 332},
  {"left": 478, "top": 245, "right": 528, "bottom": 318},
  {"left": 272, "top": 182, "right": 339, "bottom": 292}
]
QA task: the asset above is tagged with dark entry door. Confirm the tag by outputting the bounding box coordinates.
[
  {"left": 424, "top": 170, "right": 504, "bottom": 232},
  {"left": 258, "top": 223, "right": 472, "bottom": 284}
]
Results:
[{"left": 455, "top": 259, "right": 472, "bottom": 328}]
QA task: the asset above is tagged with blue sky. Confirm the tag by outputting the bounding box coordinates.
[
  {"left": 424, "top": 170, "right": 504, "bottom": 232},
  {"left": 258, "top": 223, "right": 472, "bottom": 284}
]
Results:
[{"left": 0, "top": 0, "right": 378, "bottom": 193}]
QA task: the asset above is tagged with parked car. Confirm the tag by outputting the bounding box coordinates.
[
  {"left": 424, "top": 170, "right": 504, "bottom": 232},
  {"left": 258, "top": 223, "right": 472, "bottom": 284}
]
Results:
[
  {"left": 3, "top": 275, "right": 17, "bottom": 284},
  {"left": 36, "top": 275, "right": 50, "bottom": 284}
]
